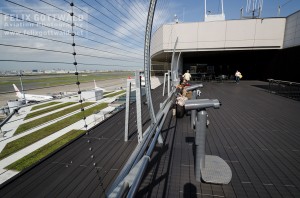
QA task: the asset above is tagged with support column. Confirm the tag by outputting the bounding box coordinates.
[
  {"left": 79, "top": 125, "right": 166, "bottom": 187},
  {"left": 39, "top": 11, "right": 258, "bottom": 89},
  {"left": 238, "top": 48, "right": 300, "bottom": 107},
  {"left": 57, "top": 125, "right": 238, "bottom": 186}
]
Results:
[
  {"left": 135, "top": 71, "right": 143, "bottom": 143},
  {"left": 143, "top": 0, "right": 157, "bottom": 125},
  {"left": 124, "top": 79, "right": 134, "bottom": 142},
  {"left": 195, "top": 110, "right": 207, "bottom": 181},
  {"left": 167, "top": 70, "right": 171, "bottom": 96},
  {"left": 162, "top": 72, "right": 168, "bottom": 96}
]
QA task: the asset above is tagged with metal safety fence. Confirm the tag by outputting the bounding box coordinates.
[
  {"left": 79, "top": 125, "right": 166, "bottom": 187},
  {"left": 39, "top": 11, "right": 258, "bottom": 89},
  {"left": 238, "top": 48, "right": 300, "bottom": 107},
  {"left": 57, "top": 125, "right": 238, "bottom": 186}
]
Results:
[{"left": 268, "top": 79, "right": 300, "bottom": 101}]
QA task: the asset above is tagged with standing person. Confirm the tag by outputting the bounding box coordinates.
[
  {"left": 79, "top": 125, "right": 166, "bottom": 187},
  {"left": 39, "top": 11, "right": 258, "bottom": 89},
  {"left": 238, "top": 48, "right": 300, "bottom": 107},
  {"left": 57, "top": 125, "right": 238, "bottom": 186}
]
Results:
[
  {"left": 183, "top": 70, "right": 192, "bottom": 82},
  {"left": 235, "top": 70, "right": 242, "bottom": 83}
]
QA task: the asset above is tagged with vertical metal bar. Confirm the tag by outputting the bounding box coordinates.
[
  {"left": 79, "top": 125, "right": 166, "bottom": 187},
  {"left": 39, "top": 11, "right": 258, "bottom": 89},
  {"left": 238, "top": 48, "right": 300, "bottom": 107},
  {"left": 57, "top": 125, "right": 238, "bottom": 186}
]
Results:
[
  {"left": 205, "top": 0, "right": 207, "bottom": 18},
  {"left": 191, "top": 90, "right": 197, "bottom": 128},
  {"left": 167, "top": 70, "right": 170, "bottom": 96},
  {"left": 124, "top": 80, "right": 132, "bottom": 142},
  {"left": 195, "top": 110, "right": 207, "bottom": 181},
  {"left": 135, "top": 71, "right": 143, "bottom": 143},
  {"left": 221, "top": 0, "right": 224, "bottom": 15},
  {"left": 171, "top": 38, "right": 179, "bottom": 88},
  {"left": 163, "top": 72, "right": 167, "bottom": 96},
  {"left": 19, "top": 71, "right": 26, "bottom": 100},
  {"left": 144, "top": 0, "right": 157, "bottom": 124},
  {"left": 176, "top": 51, "right": 182, "bottom": 82}
]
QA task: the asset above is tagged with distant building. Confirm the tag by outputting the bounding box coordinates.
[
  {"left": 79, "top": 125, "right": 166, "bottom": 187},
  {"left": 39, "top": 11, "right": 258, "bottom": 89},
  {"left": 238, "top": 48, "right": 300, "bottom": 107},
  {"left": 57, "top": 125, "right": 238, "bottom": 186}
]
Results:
[{"left": 151, "top": 10, "right": 300, "bottom": 81}]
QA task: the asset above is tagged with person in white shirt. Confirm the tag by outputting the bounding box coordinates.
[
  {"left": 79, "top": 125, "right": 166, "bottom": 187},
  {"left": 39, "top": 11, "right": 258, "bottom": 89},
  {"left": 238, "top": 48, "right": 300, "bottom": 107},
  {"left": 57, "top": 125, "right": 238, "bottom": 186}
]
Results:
[
  {"left": 235, "top": 70, "right": 242, "bottom": 83},
  {"left": 183, "top": 70, "right": 191, "bottom": 81}
]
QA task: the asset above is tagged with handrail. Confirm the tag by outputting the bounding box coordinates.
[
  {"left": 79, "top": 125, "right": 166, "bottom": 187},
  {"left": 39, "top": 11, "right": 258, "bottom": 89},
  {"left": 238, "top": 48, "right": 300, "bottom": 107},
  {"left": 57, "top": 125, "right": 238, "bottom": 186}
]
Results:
[
  {"left": 107, "top": 89, "right": 175, "bottom": 197},
  {"left": 267, "top": 79, "right": 300, "bottom": 86},
  {"left": 127, "top": 99, "right": 173, "bottom": 197},
  {"left": 108, "top": 0, "right": 179, "bottom": 195},
  {"left": 0, "top": 108, "right": 19, "bottom": 128},
  {"left": 267, "top": 79, "right": 300, "bottom": 100},
  {"left": 0, "top": 108, "right": 19, "bottom": 137}
]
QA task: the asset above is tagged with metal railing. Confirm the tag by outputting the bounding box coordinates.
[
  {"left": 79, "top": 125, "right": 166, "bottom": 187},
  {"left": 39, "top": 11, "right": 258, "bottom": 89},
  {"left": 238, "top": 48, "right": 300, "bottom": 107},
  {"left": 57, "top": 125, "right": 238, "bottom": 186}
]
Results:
[
  {"left": 267, "top": 79, "right": 300, "bottom": 100},
  {"left": 107, "top": 88, "right": 175, "bottom": 197}
]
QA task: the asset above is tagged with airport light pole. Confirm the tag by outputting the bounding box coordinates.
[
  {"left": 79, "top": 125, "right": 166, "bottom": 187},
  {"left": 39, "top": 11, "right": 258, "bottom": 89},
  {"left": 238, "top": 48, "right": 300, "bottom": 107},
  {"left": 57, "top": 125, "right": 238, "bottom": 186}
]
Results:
[{"left": 18, "top": 70, "right": 26, "bottom": 101}]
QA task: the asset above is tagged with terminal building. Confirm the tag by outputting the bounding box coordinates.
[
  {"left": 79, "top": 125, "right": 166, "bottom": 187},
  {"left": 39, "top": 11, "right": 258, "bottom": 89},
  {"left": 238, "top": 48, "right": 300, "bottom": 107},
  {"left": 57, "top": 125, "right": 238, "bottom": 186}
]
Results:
[{"left": 150, "top": 6, "right": 300, "bottom": 82}]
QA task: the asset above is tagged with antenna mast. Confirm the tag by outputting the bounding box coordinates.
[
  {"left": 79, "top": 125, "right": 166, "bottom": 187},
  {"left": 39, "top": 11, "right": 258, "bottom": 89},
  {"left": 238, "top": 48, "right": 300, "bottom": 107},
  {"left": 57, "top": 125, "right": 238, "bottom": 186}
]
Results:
[
  {"left": 244, "top": 0, "right": 263, "bottom": 18},
  {"left": 204, "top": 0, "right": 225, "bottom": 22}
]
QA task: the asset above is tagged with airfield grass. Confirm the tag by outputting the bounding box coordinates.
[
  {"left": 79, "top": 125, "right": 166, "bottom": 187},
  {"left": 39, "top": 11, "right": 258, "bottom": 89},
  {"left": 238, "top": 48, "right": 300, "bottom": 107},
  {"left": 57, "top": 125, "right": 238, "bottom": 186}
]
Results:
[
  {"left": 104, "top": 90, "right": 126, "bottom": 98},
  {"left": 31, "top": 102, "right": 61, "bottom": 111},
  {"left": 0, "top": 71, "right": 131, "bottom": 89},
  {"left": 25, "top": 102, "right": 76, "bottom": 120},
  {"left": 15, "top": 102, "right": 94, "bottom": 135},
  {"left": 6, "top": 130, "right": 85, "bottom": 171},
  {"left": 0, "top": 103, "right": 108, "bottom": 161}
]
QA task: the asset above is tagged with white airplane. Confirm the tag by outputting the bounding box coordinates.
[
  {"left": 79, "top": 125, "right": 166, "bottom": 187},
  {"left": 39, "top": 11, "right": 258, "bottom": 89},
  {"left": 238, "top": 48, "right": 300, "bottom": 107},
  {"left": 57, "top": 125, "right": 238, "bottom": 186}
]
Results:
[
  {"left": 94, "top": 80, "right": 105, "bottom": 92},
  {"left": 13, "top": 84, "right": 53, "bottom": 103}
]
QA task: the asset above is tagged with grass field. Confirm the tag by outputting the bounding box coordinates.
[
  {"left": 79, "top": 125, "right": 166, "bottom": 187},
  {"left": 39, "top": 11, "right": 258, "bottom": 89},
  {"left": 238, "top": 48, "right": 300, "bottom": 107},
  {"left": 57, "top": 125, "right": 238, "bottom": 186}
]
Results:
[
  {"left": 0, "top": 103, "right": 108, "bottom": 160},
  {"left": 104, "top": 90, "right": 126, "bottom": 98},
  {"left": 15, "top": 102, "right": 94, "bottom": 135},
  {"left": 0, "top": 71, "right": 132, "bottom": 92},
  {"left": 31, "top": 102, "right": 61, "bottom": 111},
  {"left": 6, "top": 130, "right": 86, "bottom": 171},
  {"left": 25, "top": 102, "right": 76, "bottom": 120}
]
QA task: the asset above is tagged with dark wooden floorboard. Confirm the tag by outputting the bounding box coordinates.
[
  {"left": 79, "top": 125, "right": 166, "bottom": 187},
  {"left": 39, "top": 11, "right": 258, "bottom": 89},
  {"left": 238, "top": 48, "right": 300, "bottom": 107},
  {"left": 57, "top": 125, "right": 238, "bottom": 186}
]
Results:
[{"left": 0, "top": 81, "right": 300, "bottom": 197}]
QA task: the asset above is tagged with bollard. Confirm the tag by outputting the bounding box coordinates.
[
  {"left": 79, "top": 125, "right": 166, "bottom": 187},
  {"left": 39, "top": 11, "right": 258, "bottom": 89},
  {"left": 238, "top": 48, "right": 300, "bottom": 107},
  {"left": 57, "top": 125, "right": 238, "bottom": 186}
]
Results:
[
  {"left": 185, "top": 84, "right": 203, "bottom": 128},
  {"left": 185, "top": 99, "right": 220, "bottom": 110},
  {"left": 195, "top": 110, "right": 207, "bottom": 181},
  {"left": 184, "top": 98, "right": 231, "bottom": 184}
]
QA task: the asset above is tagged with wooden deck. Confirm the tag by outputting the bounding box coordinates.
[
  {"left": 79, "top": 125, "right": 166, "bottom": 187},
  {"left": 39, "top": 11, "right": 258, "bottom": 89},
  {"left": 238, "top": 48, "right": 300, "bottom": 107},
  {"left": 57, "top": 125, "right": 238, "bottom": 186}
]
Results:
[
  {"left": 138, "top": 81, "right": 300, "bottom": 198},
  {"left": 0, "top": 81, "right": 300, "bottom": 198}
]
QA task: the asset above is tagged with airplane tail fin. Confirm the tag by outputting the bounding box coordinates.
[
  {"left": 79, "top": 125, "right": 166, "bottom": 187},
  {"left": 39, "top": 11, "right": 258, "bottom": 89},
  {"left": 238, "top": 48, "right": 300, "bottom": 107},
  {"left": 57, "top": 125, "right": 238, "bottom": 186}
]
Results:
[
  {"left": 94, "top": 80, "right": 98, "bottom": 89},
  {"left": 13, "top": 84, "right": 20, "bottom": 92},
  {"left": 93, "top": 80, "right": 105, "bottom": 92},
  {"left": 13, "top": 84, "right": 22, "bottom": 98}
]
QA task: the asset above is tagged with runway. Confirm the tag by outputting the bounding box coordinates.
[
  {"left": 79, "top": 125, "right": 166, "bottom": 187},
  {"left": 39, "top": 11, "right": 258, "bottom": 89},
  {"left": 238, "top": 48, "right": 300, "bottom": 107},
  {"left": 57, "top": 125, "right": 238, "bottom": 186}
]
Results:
[{"left": 0, "top": 78, "right": 128, "bottom": 107}]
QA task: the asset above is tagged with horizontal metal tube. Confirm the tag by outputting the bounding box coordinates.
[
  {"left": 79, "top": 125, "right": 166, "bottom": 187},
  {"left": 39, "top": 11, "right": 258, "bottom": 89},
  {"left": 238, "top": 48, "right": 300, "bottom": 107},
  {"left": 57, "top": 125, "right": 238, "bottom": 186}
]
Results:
[
  {"left": 0, "top": 108, "right": 19, "bottom": 128},
  {"left": 116, "top": 181, "right": 129, "bottom": 198},
  {"left": 108, "top": 80, "right": 176, "bottom": 196},
  {"left": 107, "top": 95, "right": 173, "bottom": 195},
  {"left": 146, "top": 100, "right": 172, "bottom": 156},
  {"left": 127, "top": 156, "right": 149, "bottom": 198},
  {"left": 127, "top": 100, "right": 172, "bottom": 197},
  {"left": 185, "top": 99, "right": 221, "bottom": 110},
  {"left": 186, "top": 84, "right": 203, "bottom": 91}
]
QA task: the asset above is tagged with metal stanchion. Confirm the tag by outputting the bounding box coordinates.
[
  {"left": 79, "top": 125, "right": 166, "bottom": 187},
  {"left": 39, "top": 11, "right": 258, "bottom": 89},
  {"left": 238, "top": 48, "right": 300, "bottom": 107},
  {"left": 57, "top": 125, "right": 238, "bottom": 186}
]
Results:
[{"left": 185, "top": 99, "right": 232, "bottom": 184}]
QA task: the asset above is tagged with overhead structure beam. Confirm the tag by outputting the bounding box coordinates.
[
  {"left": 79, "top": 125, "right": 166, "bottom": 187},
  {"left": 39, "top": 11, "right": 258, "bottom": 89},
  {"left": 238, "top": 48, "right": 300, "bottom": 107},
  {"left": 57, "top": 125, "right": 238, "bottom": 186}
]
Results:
[
  {"left": 143, "top": 0, "right": 157, "bottom": 125},
  {"left": 171, "top": 37, "right": 179, "bottom": 87}
]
